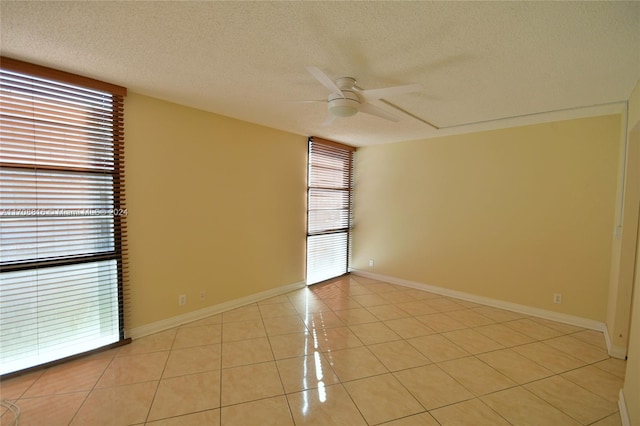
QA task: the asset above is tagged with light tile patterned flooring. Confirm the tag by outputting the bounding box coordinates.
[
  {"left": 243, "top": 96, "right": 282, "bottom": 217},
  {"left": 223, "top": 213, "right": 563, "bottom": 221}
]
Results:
[{"left": 0, "top": 275, "right": 626, "bottom": 426}]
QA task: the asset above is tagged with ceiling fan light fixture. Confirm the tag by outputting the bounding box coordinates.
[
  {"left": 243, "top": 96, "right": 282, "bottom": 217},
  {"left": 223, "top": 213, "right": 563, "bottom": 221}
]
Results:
[
  {"left": 328, "top": 96, "right": 359, "bottom": 118},
  {"left": 330, "top": 104, "right": 358, "bottom": 117}
]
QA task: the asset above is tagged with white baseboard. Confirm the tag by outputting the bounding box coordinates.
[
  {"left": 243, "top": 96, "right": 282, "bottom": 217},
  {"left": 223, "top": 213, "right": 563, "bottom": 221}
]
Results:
[
  {"left": 351, "top": 270, "right": 606, "bottom": 332},
  {"left": 619, "top": 389, "right": 631, "bottom": 426},
  {"left": 125, "top": 280, "right": 306, "bottom": 339}
]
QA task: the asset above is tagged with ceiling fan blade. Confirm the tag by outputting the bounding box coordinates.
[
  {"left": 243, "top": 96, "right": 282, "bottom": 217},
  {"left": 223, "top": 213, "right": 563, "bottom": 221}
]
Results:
[
  {"left": 359, "top": 103, "right": 400, "bottom": 122},
  {"left": 358, "top": 83, "right": 421, "bottom": 101},
  {"left": 379, "top": 99, "right": 440, "bottom": 129},
  {"left": 306, "top": 66, "right": 344, "bottom": 96},
  {"left": 322, "top": 114, "right": 337, "bottom": 126}
]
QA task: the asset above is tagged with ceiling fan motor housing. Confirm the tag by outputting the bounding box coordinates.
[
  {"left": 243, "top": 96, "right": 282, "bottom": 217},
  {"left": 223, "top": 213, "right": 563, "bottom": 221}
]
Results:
[{"left": 328, "top": 79, "right": 360, "bottom": 117}]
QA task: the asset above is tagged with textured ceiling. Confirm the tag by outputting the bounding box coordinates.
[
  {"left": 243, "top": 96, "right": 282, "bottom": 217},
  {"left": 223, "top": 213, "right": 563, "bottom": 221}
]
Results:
[{"left": 1, "top": 1, "right": 639, "bottom": 146}]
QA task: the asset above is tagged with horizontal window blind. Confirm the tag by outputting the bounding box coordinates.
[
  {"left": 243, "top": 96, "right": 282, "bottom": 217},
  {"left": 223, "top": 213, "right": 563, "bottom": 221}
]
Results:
[
  {"left": 0, "top": 57, "right": 128, "bottom": 376},
  {"left": 306, "top": 137, "right": 355, "bottom": 285}
]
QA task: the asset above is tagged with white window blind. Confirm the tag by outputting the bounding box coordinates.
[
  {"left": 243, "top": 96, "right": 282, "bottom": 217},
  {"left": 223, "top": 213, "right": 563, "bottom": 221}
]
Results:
[
  {"left": 306, "top": 137, "right": 355, "bottom": 285},
  {"left": 0, "top": 57, "right": 128, "bottom": 376}
]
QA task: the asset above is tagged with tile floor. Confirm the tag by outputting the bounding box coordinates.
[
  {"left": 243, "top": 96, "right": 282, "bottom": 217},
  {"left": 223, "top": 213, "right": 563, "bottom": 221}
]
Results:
[{"left": 0, "top": 275, "right": 627, "bottom": 426}]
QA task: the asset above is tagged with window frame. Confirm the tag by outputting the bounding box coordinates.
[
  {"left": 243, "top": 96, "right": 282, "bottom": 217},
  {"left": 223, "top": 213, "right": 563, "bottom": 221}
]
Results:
[
  {"left": 0, "top": 57, "right": 129, "bottom": 377},
  {"left": 305, "top": 137, "right": 356, "bottom": 285}
]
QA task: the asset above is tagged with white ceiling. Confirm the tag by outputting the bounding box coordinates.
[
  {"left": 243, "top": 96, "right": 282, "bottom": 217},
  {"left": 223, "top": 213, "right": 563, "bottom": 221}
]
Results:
[{"left": 1, "top": 1, "right": 639, "bottom": 146}]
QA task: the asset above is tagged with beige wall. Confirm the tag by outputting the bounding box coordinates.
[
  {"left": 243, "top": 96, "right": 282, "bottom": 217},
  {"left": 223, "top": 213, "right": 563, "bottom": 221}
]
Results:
[
  {"left": 124, "top": 92, "right": 307, "bottom": 329},
  {"left": 353, "top": 115, "right": 621, "bottom": 321},
  {"left": 622, "top": 79, "right": 640, "bottom": 424}
]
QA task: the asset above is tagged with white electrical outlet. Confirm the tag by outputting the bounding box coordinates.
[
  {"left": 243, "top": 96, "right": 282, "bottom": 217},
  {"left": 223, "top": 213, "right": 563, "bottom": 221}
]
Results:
[
  {"left": 369, "top": 259, "right": 375, "bottom": 267},
  {"left": 553, "top": 293, "right": 562, "bottom": 304},
  {"left": 179, "top": 294, "right": 186, "bottom": 305}
]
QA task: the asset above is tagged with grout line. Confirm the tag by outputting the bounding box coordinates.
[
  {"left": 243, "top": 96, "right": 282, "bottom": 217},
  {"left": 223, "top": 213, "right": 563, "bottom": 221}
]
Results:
[
  {"left": 66, "top": 348, "right": 120, "bottom": 424},
  {"left": 142, "top": 329, "right": 177, "bottom": 424}
]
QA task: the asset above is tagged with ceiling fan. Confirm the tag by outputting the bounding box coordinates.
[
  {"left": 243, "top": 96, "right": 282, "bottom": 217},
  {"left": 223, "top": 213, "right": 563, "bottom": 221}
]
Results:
[{"left": 303, "top": 66, "right": 422, "bottom": 124}]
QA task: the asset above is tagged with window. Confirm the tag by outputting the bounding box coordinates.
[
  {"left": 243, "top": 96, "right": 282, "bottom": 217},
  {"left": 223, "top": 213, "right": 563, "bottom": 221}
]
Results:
[
  {"left": 306, "top": 137, "right": 355, "bottom": 285},
  {"left": 0, "top": 58, "right": 128, "bottom": 376}
]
